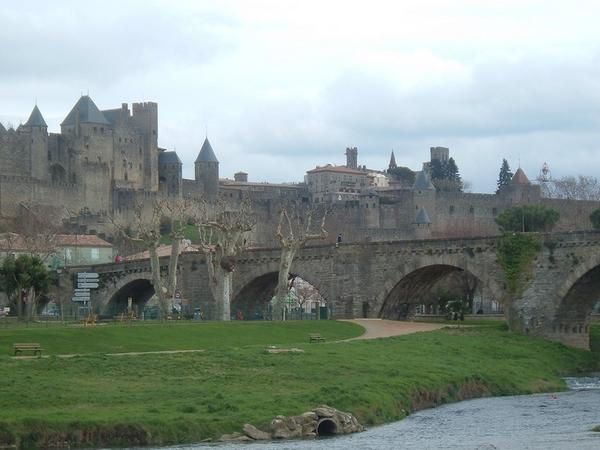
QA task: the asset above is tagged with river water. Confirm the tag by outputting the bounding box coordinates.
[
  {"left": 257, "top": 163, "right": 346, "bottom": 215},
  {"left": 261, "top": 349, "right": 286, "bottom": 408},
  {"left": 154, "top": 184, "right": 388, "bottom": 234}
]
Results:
[{"left": 167, "top": 376, "right": 600, "bottom": 450}]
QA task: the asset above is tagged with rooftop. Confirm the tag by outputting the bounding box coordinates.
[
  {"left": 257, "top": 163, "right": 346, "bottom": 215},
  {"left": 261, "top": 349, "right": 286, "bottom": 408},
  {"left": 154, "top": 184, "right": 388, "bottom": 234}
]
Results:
[
  {"left": 306, "top": 164, "right": 367, "bottom": 175},
  {"left": 195, "top": 137, "right": 218, "bottom": 163},
  {"left": 61, "top": 96, "right": 110, "bottom": 126}
]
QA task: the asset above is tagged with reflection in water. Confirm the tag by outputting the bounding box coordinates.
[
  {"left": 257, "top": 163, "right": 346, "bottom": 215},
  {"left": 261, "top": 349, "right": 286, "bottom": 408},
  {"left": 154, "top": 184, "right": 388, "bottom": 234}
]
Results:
[{"left": 163, "top": 378, "right": 600, "bottom": 450}]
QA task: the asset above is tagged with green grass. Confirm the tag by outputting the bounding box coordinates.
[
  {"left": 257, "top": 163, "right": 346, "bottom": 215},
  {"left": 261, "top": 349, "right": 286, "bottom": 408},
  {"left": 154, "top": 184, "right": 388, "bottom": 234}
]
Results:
[
  {"left": 159, "top": 225, "right": 199, "bottom": 245},
  {"left": 0, "top": 322, "right": 598, "bottom": 448},
  {"left": 0, "top": 320, "right": 362, "bottom": 355}
]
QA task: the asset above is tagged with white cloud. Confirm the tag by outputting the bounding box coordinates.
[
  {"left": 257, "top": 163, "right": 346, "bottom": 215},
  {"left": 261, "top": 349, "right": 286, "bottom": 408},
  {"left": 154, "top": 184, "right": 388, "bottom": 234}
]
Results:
[{"left": 3, "top": 0, "right": 600, "bottom": 193}]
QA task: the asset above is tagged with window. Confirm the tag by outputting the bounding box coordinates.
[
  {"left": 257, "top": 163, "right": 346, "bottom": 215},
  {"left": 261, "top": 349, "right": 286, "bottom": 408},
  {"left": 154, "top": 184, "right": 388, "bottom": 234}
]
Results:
[
  {"left": 122, "top": 159, "right": 127, "bottom": 168},
  {"left": 449, "top": 205, "right": 455, "bottom": 214},
  {"left": 91, "top": 248, "right": 100, "bottom": 260},
  {"left": 492, "top": 208, "right": 497, "bottom": 216},
  {"left": 469, "top": 206, "right": 474, "bottom": 214}
]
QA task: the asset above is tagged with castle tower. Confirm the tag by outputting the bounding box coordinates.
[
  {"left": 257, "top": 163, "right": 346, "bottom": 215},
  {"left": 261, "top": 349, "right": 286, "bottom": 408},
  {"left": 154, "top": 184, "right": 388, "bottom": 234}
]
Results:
[
  {"left": 413, "top": 207, "right": 432, "bottom": 239},
  {"left": 61, "top": 95, "right": 110, "bottom": 137},
  {"left": 195, "top": 137, "right": 219, "bottom": 197},
  {"left": 61, "top": 96, "right": 112, "bottom": 184},
  {"left": 430, "top": 146, "right": 449, "bottom": 163},
  {"left": 412, "top": 170, "right": 436, "bottom": 230},
  {"left": 132, "top": 102, "right": 159, "bottom": 191},
  {"left": 388, "top": 150, "right": 397, "bottom": 170},
  {"left": 345, "top": 147, "right": 358, "bottom": 169},
  {"left": 22, "top": 105, "right": 49, "bottom": 181},
  {"left": 506, "top": 167, "right": 541, "bottom": 204},
  {"left": 158, "top": 150, "right": 182, "bottom": 197}
]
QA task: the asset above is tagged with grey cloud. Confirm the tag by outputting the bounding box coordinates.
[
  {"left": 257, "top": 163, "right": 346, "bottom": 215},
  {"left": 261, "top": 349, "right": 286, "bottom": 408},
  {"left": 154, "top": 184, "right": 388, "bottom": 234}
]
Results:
[
  {"left": 0, "top": 2, "right": 236, "bottom": 85},
  {"left": 322, "top": 56, "right": 600, "bottom": 138}
]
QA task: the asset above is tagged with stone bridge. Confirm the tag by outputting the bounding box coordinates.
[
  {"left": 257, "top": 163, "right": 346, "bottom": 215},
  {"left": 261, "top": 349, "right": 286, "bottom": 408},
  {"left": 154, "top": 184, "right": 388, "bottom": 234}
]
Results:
[{"left": 64, "top": 231, "right": 600, "bottom": 349}]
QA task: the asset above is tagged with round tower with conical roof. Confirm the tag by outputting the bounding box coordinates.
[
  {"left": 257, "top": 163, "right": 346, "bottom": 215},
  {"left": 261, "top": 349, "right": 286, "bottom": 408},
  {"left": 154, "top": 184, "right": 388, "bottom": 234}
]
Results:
[
  {"left": 195, "top": 137, "right": 219, "bottom": 197},
  {"left": 22, "top": 105, "right": 49, "bottom": 181}
]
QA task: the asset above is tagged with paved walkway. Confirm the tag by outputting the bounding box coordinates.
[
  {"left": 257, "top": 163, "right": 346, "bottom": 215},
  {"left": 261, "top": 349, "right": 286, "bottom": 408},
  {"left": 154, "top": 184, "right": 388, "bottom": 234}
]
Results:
[{"left": 343, "top": 319, "right": 447, "bottom": 341}]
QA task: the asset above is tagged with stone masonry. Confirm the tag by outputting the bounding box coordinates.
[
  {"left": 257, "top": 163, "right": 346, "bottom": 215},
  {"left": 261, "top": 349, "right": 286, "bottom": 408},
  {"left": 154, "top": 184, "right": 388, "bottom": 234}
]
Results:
[{"left": 67, "top": 230, "right": 600, "bottom": 349}]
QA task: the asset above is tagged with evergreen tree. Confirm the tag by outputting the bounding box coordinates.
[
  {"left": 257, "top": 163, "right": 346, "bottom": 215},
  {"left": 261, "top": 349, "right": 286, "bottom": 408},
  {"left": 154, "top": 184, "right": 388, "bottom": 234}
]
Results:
[
  {"left": 446, "top": 157, "right": 461, "bottom": 185},
  {"left": 431, "top": 157, "right": 463, "bottom": 192},
  {"left": 430, "top": 159, "right": 444, "bottom": 180},
  {"left": 496, "top": 159, "right": 513, "bottom": 193}
]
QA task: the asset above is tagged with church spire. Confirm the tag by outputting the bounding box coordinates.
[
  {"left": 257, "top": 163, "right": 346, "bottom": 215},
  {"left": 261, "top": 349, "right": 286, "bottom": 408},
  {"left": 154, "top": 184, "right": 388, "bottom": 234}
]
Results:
[{"left": 388, "top": 150, "right": 397, "bottom": 170}]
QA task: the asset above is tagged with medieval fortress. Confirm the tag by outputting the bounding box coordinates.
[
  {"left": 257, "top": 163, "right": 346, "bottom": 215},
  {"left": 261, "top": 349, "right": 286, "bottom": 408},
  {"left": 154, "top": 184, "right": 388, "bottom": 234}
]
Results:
[{"left": 1, "top": 96, "right": 598, "bottom": 245}]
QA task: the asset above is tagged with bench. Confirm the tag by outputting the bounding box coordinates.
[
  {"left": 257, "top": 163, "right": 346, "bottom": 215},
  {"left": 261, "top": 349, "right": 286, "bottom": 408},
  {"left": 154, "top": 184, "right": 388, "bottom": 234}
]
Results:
[
  {"left": 13, "top": 343, "right": 42, "bottom": 356},
  {"left": 309, "top": 333, "right": 325, "bottom": 343},
  {"left": 117, "top": 311, "right": 137, "bottom": 323}
]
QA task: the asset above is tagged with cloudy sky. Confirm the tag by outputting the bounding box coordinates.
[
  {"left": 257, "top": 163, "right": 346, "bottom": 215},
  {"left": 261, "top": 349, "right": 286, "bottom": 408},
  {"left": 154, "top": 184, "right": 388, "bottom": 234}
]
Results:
[{"left": 2, "top": 0, "right": 600, "bottom": 192}]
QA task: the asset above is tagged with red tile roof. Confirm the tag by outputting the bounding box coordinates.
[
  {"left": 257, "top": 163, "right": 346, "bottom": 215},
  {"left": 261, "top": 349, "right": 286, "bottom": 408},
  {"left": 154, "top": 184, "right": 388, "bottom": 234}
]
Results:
[
  {"left": 123, "top": 242, "right": 200, "bottom": 261},
  {"left": 0, "top": 233, "right": 112, "bottom": 251}
]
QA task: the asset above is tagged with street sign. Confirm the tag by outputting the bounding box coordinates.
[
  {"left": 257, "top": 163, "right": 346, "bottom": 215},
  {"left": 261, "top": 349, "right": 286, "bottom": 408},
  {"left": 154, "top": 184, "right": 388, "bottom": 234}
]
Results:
[
  {"left": 73, "top": 291, "right": 91, "bottom": 297},
  {"left": 71, "top": 297, "right": 89, "bottom": 302},
  {"left": 78, "top": 282, "right": 99, "bottom": 289},
  {"left": 74, "top": 288, "right": 91, "bottom": 293},
  {"left": 77, "top": 272, "right": 99, "bottom": 279}
]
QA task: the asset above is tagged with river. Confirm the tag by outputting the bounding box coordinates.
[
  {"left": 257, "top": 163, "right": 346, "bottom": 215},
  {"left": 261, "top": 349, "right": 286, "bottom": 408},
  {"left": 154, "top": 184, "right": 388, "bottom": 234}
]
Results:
[{"left": 165, "top": 376, "right": 600, "bottom": 450}]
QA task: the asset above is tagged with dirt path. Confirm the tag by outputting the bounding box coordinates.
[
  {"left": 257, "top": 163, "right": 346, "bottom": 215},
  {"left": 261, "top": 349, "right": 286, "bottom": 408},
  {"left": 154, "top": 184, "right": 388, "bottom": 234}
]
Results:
[{"left": 343, "top": 319, "right": 447, "bottom": 340}]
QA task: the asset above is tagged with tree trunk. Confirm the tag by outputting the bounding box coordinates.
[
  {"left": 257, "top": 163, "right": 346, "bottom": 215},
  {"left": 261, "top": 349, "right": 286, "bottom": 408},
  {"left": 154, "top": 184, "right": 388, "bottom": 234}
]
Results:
[
  {"left": 273, "top": 245, "right": 297, "bottom": 321},
  {"left": 149, "top": 245, "right": 169, "bottom": 320},
  {"left": 168, "top": 237, "right": 181, "bottom": 296},
  {"left": 29, "top": 288, "right": 37, "bottom": 322},
  {"left": 215, "top": 269, "right": 232, "bottom": 321},
  {"left": 205, "top": 252, "right": 232, "bottom": 321},
  {"left": 16, "top": 290, "right": 23, "bottom": 320}
]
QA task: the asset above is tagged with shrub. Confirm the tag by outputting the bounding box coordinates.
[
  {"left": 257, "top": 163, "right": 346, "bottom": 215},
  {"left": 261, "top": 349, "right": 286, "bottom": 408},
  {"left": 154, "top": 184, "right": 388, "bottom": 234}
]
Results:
[{"left": 495, "top": 205, "right": 559, "bottom": 232}]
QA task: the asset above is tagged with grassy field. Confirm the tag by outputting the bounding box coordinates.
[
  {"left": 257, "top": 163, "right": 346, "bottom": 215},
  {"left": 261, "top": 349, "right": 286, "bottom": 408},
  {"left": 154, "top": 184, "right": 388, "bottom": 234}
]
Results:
[
  {"left": 0, "top": 322, "right": 598, "bottom": 449},
  {"left": 0, "top": 320, "right": 361, "bottom": 355}
]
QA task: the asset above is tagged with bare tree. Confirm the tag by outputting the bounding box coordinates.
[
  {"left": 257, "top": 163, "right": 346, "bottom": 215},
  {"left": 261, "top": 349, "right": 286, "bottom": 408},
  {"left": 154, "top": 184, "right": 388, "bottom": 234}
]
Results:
[
  {"left": 273, "top": 203, "right": 328, "bottom": 320},
  {"left": 163, "top": 198, "right": 191, "bottom": 299},
  {"left": 113, "top": 199, "right": 187, "bottom": 319},
  {"left": 538, "top": 175, "right": 600, "bottom": 200},
  {"left": 192, "top": 197, "right": 254, "bottom": 321}
]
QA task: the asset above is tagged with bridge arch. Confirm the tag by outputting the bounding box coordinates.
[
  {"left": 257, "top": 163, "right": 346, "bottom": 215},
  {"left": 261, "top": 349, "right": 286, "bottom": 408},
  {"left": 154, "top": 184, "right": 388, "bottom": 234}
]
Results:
[
  {"left": 375, "top": 259, "right": 504, "bottom": 320},
  {"left": 231, "top": 271, "right": 328, "bottom": 320},
  {"left": 94, "top": 271, "right": 155, "bottom": 315},
  {"left": 548, "top": 254, "right": 600, "bottom": 347}
]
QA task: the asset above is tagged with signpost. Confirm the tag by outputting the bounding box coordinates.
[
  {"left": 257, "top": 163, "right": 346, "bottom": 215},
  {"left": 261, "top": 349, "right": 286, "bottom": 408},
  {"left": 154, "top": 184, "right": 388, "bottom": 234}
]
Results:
[
  {"left": 72, "top": 273, "right": 99, "bottom": 309},
  {"left": 77, "top": 273, "right": 99, "bottom": 280}
]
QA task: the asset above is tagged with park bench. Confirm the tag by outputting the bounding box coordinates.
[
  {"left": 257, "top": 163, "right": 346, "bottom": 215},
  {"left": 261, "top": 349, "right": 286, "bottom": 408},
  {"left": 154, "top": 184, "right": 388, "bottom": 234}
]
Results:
[
  {"left": 117, "top": 311, "right": 137, "bottom": 323},
  {"left": 309, "top": 333, "right": 326, "bottom": 343},
  {"left": 13, "top": 343, "right": 42, "bottom": 356}
]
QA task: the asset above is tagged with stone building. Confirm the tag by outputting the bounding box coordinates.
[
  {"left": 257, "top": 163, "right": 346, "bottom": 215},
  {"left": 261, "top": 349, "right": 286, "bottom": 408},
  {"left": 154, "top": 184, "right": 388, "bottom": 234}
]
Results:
[{"left": 2, "top": 97, "right": 599, "bottom": 249}]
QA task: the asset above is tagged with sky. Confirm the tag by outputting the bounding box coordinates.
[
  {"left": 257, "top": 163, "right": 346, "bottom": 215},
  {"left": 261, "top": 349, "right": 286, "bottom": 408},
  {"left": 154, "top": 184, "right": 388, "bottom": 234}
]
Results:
[{"left": 2, "top": 0, "right": 600, "bottom": 193}]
